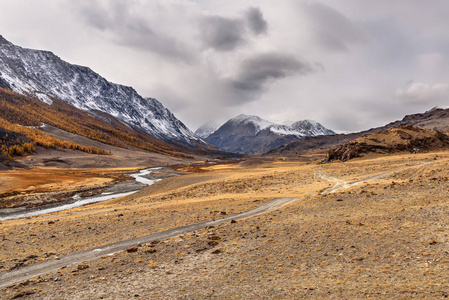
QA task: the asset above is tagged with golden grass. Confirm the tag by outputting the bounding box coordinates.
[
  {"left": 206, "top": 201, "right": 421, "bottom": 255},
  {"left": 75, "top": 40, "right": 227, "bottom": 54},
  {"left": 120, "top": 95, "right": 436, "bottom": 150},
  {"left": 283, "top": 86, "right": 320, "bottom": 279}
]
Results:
[{"left": 2, "top": 151, "right": 449, "bottom": 298}]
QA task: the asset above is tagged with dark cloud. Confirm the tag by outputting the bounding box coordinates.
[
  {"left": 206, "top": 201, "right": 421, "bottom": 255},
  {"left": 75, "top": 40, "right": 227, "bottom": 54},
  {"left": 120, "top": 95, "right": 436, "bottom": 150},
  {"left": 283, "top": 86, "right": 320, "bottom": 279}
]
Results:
[
  {"left": 199, "top": 7, "right": 268, "bottom": 51},
  {"left": 227, "top": 53, "right": 318, "bottom": 103},
  {"left": 199, "top": 16, "right": 246, "bottom": 51},
  {"left": 80, "top": 1, "right": 192, "bottom": 61},
  {"left": 305, "top": 2, "right": 366, "bottom": 52},
  {"left": 245, "top": 7, "right": 268, "bottom": 35}
]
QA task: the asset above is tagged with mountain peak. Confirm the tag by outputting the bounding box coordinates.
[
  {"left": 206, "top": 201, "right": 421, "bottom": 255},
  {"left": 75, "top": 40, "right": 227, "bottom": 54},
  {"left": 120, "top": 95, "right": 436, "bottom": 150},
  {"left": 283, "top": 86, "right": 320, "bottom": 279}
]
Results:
[
  {"left": 0, "top": 37, "right": 205, "bottom": 147},
  {"left": 195, "top": 121, "right": 221, "bottom": 139},
  {"left": 205, "top": 114, "right": 335, "bottom": 154},
  {"left": 0, "top": 35, "right": 7, "bottom": 42}
]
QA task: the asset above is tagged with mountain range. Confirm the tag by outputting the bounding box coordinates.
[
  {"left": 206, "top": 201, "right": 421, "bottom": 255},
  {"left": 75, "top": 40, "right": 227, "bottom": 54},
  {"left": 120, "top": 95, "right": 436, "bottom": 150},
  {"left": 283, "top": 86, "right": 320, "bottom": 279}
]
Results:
[
  {"left": 0, "top": 35, "right": 203, "bottom": 148},
  {"left": 269, "top": 107, "right": 449, "bottom": 157},
  {"left": 201, "top": 114, "right": 335, "bottom": 154}
]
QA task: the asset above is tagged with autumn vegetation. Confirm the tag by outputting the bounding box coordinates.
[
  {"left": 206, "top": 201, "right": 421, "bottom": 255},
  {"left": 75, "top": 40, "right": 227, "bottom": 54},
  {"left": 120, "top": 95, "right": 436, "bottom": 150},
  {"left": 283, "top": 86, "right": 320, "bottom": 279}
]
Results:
[
  {"left": 0, "top": 117, "right": 105, "bottom": 158},
  {"left": 0, "top": 88, "right": 202, "bottom": 159}
]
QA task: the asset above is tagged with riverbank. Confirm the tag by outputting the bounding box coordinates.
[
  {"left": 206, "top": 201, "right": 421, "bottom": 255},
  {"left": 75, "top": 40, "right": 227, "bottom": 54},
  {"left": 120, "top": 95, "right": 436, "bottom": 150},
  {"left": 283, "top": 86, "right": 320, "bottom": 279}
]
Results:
[{"left": 0, "top": 167, "right": 181, "bottom": 221}]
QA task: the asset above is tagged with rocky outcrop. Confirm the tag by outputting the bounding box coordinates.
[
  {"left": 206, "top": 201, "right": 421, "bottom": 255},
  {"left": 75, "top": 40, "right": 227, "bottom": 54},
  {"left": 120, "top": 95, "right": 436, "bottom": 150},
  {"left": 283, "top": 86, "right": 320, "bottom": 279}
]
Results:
[{"left": 324, "top": 126, "right": 449, "bottom": 162}]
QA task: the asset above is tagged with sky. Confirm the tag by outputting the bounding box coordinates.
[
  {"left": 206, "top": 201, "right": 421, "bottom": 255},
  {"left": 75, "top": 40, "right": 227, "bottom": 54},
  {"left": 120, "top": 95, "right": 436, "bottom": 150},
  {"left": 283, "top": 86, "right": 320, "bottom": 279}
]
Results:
[{"left": 0, "top": 0, "right": 449, "bottom": 133}]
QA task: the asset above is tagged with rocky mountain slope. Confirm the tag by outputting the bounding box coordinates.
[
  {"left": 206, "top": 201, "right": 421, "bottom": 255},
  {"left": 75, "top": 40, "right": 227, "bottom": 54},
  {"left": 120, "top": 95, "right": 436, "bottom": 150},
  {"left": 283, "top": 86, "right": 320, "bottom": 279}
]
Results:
[
  {"left": 269, "top": 107, "right": 449, "bottom": 157},
  {"left": 291, "top": 119, "right": 335, "bottom": 136},
  {"left": 0, "top": 35, "right": 204, "bottom": 147},
  {"left": 195, "top": 121, "right": 221, "bottom": 139},
  {"left": 205, "top": 114, "right": 334, "bottom": 154},
  {"left": 0, "top": 88, "right": 214, "bottom": 166},
  {"left": 325, "top": 126, "right": 449, "bottom": 162}
]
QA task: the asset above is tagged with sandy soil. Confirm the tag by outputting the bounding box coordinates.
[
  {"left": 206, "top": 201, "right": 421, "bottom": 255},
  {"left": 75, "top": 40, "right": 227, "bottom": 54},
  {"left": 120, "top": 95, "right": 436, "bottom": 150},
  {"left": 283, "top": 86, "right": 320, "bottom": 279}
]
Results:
[{"left": 1, "top": 152, "right": 449, "bottom": 298}]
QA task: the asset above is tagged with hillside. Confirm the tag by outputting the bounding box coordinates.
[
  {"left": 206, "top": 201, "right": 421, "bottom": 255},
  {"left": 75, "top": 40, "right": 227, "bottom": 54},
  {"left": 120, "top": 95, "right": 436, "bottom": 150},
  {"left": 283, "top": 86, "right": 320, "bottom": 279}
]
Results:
[
  {"left": 0, "top": 88, "right": 209, "bottom": 161},
  {"left": 0, "top": 35, "right": 205, "bottom": 147},
  {"left": 325, "top": 126, "right": 449, "bottom": 162},
  {"left": 269, "top": 107, "right": 449, "bottom": 157}
]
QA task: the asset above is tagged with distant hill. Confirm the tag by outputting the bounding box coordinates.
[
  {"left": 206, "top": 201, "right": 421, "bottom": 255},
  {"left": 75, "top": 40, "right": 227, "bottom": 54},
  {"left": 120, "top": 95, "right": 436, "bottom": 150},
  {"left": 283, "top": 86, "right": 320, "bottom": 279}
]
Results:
[
  {"left": 324, "top": 126, "right": 449, "bottom": 162},
  {"left": 269, "top": 107, "right": 449, "bottom": 157},
  {"left": 205, "top": 114, "right": 335, "bottom": 154}
]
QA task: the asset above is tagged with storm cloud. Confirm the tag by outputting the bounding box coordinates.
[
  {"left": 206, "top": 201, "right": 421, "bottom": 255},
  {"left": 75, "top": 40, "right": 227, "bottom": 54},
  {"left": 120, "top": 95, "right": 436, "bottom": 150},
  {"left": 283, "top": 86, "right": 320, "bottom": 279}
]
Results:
[
  {"left": 199, "top": 6, "right": 268, "bottom": 51},
  {"left": 78, "top": 1, "right": 194, "bottom": 61},
  {"left": 227, "top": 53, "right": 318, "bottom": 103},
  {"left": 2, "top": 1, "right": 449, "bottom": 132},
  {"left": 199, "top": 16, "right": 246, "bottom": 51},
  {"left": 245, "top": 7, "right": 268, "bottom": 35}
]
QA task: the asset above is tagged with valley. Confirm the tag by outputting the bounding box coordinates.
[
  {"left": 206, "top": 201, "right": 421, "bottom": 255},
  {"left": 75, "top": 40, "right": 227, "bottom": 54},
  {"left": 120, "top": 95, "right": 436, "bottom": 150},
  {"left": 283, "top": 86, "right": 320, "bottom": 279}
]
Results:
[
  {"left": 1, "top": 151, "right": 449, "bottom": 298},
  {"left": 0, "top": 24, "right": 449, "bottom": 300}
]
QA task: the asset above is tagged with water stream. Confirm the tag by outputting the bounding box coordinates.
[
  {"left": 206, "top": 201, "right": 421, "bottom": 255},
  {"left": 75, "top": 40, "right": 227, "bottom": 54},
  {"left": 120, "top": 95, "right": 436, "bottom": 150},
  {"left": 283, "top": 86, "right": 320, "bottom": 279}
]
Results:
[{"left": 0, "top": 167, "right": 162, "bottom": 221}]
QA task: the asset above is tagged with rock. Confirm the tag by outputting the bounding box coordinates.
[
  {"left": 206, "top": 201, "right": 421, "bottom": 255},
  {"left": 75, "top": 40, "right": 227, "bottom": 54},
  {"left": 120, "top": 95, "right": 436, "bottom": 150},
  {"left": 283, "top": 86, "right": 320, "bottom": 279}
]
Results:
[
  {"left": 77, "top": 264, "right": 89, "bottom": 270},
  {"left": 231, "top": 219, "right": 237, "bottom": 223},
  {"left": 127, "top": 246, "right": 139, "bottom": 253},
  {"left": 208, "top": 241, "right": 219, "bottom": 246},
  {"left": 211, "top": 249, "right": 222, "bottom": 254},
  {"left": 429, "top": 240, "right": 437, "bottom": 245},
  {"left": 208, "top": 235, "right": 221, "bottom": 240},
  {"left": 11, "top": 290, "right": 36, "bottom": 299}
]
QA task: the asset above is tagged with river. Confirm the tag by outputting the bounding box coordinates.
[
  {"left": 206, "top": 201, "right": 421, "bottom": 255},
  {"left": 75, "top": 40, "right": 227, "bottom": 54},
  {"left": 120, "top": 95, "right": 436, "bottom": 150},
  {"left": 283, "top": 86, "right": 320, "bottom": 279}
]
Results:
[{"left": 0, "top": 167, "right": 162, "bottom": 221}]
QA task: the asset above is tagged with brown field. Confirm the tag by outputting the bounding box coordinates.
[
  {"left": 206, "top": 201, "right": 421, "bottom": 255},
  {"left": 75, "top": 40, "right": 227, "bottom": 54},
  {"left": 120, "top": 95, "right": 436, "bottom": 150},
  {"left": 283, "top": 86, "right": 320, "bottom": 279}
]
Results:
[{"left": 1, "top": 151, "right": 449, "bottom": 298}]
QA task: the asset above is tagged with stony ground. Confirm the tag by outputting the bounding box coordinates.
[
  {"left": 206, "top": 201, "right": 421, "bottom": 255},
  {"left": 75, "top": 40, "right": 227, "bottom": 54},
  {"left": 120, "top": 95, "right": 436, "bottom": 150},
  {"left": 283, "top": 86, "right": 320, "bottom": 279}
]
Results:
[{"left": 1, "top": 152, "right": 449, "bottom": 299}]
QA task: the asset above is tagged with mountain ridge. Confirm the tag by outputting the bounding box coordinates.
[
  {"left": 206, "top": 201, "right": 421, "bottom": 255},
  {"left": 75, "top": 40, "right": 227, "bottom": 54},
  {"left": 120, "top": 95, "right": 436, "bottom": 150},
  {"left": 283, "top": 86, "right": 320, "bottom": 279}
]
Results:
[
  {"left": 205, "top": 114, "right": 335, "bottom": 154},
  {"left": 269, "top": 107, "right": 449, "bottom": 157},
  {"left": 0, "top": 35, "right": 205, "bottom": 147}
]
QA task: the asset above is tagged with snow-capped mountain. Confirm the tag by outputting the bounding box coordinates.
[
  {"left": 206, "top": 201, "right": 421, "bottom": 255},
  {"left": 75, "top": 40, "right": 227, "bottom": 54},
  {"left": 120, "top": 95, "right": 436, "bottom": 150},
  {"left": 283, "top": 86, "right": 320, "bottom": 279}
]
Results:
[
  {"left": 205, "top": 114, "right": 334, "bottom": 154},
  {"left": 0, "top": 35, "right": 203, "bottom": 146},
  {"left": 291, "top": 120, "right": 335, "bottom": 136},
  {"left": 195, "top": 121, "right": 221, "bottom": 139}
]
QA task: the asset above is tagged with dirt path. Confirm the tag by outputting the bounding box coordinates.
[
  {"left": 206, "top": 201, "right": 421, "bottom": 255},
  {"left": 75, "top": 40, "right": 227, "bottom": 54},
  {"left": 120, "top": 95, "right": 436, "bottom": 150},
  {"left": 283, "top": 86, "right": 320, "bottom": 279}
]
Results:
[
  {"left": 316, "top": 161, "right": 434, "bottom": 194},
  {"left": 0, "top": 197, "right": 300, "bottom": 288}
]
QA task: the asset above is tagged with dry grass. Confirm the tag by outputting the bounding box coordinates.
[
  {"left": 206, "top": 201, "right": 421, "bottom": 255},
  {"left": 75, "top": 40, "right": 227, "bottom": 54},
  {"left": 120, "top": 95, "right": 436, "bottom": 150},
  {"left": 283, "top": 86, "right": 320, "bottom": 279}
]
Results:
[{"left": 1, "top": 151, "right": 449, "bottom": 298}]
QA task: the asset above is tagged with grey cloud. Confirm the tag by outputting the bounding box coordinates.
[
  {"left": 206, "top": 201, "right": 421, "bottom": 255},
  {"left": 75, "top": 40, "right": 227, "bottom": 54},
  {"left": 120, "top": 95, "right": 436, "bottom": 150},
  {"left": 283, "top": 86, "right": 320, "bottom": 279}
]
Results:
[
  {"left": 79, "top": 1, "right": 192, "bottom": 61},
  {"left": 305, "top": 2, "right": 366, "bottom": 52},
  {"left": 227, "top": 53, "right": 318, "bottom": 103},
  {"left": 396, "top": 82, "right": 449, "bottom": 104},
  {"left": 245, "top": 7, "right": 268, "bottom": 35},
  {"left": 199, "top": 6, "right": 268, "bottom": 51},
  {"left": 199, "top": 16, "right": 246, "bottom": 51}
]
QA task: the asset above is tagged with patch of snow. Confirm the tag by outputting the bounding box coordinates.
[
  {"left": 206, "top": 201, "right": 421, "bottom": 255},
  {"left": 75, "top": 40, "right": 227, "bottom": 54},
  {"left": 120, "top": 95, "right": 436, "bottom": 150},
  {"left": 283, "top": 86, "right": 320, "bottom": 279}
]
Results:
[{"left": 34, "top": 93, "right": 53, "bottom": 105}]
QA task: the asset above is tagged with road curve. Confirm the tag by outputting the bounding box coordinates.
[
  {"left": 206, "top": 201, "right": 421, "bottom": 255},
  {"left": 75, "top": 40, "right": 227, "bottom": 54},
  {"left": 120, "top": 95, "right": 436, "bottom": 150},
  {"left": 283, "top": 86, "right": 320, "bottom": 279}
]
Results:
[{"left": 0, "top": 197, "right": 300, "bottom": 288}]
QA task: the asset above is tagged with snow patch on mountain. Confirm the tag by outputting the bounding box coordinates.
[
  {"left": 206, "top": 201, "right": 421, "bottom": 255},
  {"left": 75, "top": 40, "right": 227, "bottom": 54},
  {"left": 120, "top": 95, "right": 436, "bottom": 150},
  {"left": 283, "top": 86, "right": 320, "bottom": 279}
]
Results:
[
  {"left": 195, "top": 121, "right": 221, "bottom": 139},
  {"left": 227, "top": 114, "right": 334, "bottom": 137},
  {"left": 230, "top": 114, "right": 275, "bottom": 132},
  {"left": 0, "top": 35, "right": 204, "bottom": 146}
]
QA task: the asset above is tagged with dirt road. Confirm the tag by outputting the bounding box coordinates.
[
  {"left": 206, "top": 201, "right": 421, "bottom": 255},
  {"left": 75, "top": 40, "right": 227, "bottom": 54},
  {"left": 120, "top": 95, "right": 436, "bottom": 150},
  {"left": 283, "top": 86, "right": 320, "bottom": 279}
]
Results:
[{"left": 0, "top": 197, "right": 300, "bottom": 288}]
